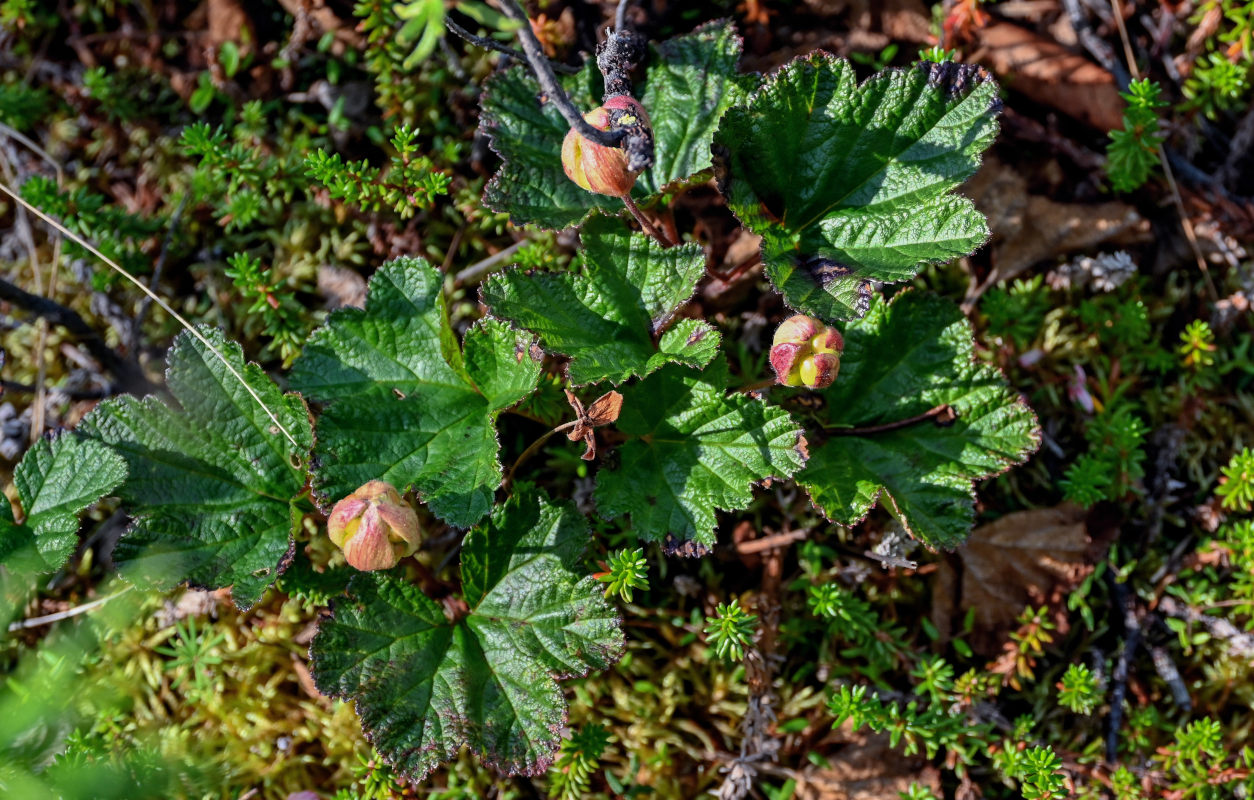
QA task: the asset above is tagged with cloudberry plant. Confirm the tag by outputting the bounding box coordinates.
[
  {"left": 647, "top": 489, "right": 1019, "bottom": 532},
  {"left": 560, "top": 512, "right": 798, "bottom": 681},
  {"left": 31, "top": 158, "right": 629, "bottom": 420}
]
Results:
[{"left": 0, "top": 4, "right": 1044, "bottom": 791}]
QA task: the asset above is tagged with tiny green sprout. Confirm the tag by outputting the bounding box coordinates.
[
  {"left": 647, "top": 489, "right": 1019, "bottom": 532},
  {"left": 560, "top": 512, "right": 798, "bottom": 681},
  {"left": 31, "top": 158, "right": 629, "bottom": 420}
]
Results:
[
  {"left": 1057, "top": 663, "right": 1101, "bottom": 714},
  {"left": 1218, "top": 448, "right": 1254, "bottom": 511},
  {"left": 548, "top": 724, "right": 611, "bottom": 800},
  {"left": 1060, "top": 454, "right": 1114, "bottom": 507},
  {"left": 918, "top": 45, "right": 955, "bottom": 63},
  {"left": 1178, "top": 319, "right": 1217, "bottom": 369},
  {"left": 703, "top": 598, "right": 758, "bottom": 661},
  {"left": 1015, "top": 745, "right": 1067, "bottom": 800},
  {"left": 1110, "top": 765, "right": 1143, "bottom": 800},
  {"left": 899, "top": 782, "right": 941, "bottom": 800},
  {"left": 910, "top": 655, "right": 955, "bottom": 706},
  {"left": 1106, "top": 78, "right": 1166, "bottom": 192},
  {"left": 596, "top": 548, "right": 649, "bottom": 603}
]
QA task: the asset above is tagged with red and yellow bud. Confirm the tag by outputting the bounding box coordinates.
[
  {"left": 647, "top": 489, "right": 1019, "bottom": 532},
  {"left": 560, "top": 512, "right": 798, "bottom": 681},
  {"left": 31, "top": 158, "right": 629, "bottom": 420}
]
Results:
[
  {"left": 561, "top": 96, "right": 649, "bottom": 196},
  {"left": 327, "top": 480, "right": 420, "bottom": 571},
  {"left": 770, "top": 315, "right": 844, "bottom": 390}
]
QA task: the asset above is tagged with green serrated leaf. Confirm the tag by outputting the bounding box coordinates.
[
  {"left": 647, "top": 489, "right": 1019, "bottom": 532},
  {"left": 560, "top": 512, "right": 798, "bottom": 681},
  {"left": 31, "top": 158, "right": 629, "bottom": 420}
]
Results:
[
  {"left": 290, "top": 258, "right": 541, "bottom": 527},
  {"left": 480, "top": 21, "right": 754, "bottom": 229},
  {"left": 0, "top": 434, "right": 126, "bottom": 574},
  {"left": 636, "top": 19, "right": 754, "bottom": 195},
  {"left": 714, "top": 55, "right": 1000, "bottom": 322},
  {"left": 481, "top": 214, "right": 718, "bottom": 385},
  {"left": 311, "top": 487, "right": 623, "bottom": 780},
  {"left": 595, "top": 356, "right": 806, "bottom": 549},
  {"left": 796, "top": 291, "right": 1040, "bottom": 549},
  {"left": 81, "top": 327, "right": 313, "bottom": 609}
]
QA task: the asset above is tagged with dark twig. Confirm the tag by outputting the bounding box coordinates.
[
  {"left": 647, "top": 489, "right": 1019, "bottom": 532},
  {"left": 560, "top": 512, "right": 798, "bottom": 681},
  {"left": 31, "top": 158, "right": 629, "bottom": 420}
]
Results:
[
  {"left": 1219, "top": 105, "right": 1254, "bottom": 191},
  {"left": 734, "top": 528, "right": 807, "bottom": 556},
  {"left": 0, "top": 277, "right": 153, "bottom": 393},
  {"left": 615, "top": 0, "right": 632, "bottom": 31},
  {"left": 493, "top": 0, "right": 624, "bottom": 148},
  {"left": 1062, "top": 0, "right": 1130, "bottom": 85},
  {"left": 828, "top": 404, "right": 956, "bottom": 436},
  {"left": 445, "top": 17, "right": 580, "bottom": 74},
  {"left": 1106, "top": 576, "right": 1142, "bottom": 763},
  {"left": 1, "top": 379, "right": 107, "bottom": 400},
  {"left": 1149, "top": 644, "right": 1192, "bottom": 712}
]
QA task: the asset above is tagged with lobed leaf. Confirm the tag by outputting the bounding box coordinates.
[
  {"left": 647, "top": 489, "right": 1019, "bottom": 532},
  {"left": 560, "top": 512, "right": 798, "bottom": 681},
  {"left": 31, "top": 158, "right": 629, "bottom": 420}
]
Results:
[
  {"left": 81, "top": 327, "right": 313, "bottom": 609},
  {"left": 481, "top": 214, "right": 718, "bottom": 385},
  {"left": 480, "top": 21, "right": 754, "bottom": 229},
  {"left": 796, "top": 291, "right": 1040, "bottom": 550},
  {"left": 635, "top": 19, "right": 754, "bottom": 195},
  {"left": 311, "top": 487, "right": 623, "bottom": 780},
  {"left": 0, "top": 434, "right": 126, "bottom": 575},
  {"left": 713, "top": 54, "right": 1001, "bottom": 322},
  {"left": 290, "top": 257, "right": 541, "bottom": 527},
  {"left": 595, "top": 356, "right": 806, "bottom": 550}
]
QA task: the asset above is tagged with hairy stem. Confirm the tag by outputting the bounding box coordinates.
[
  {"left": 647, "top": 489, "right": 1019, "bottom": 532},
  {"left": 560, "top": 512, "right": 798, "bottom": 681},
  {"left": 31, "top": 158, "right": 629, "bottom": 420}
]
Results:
[
  {"left": 445, "top": 17, "right": 580, "bottom": 74},
  {"left": 621, "top": 193, "right": 672, "bottom": 246},
  {"left": 828, "top": 404, "right": 956, "bottom": 436},
  {"left": 493, "top": 0, "right": 624, "bottom": 147}
]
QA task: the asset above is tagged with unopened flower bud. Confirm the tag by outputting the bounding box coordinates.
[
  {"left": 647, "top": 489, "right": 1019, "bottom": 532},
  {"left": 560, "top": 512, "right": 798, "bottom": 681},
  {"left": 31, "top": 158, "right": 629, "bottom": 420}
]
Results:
[
  {"left": 770, "top": 315, "right": 844, "bottom": 390},
  {"left": 327, "top": 480, "right": 420, "bottom": 571},
  {"left": 561, "top": 95, "right": 649, "bottom": 197}
]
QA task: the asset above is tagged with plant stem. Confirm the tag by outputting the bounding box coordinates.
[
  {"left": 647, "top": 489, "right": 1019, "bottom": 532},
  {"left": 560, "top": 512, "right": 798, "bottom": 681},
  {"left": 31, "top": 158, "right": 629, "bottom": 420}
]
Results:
[
  {"left": 828, "top": 404, "right": 956, "bottom": 436},
  {"left": 445, "top": 17, "right": 579, "bottom": 74},
  {"left": 621, "top": 193, "right": 672, "bottom": 246},
  {"left": 507, "top": 420, "right": 578, "bottom": 484},
  {"left": 494, "top": 0, "right": 624, "bottom": 148},
  {"left": 736, "top": 377, "right": 777, "bottom": 394}
]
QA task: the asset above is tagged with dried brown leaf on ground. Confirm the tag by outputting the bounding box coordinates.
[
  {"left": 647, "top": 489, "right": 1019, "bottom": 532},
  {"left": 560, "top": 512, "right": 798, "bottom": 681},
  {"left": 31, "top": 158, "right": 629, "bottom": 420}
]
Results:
[
  {"left": 878, "top": 0, "right": 932, "bottom": 45},
  {"left": 963, "top": 156, "right": 1148, "bottom": 303},
  {"left": 787, "top": 725, "right": 942, "bottom": 799},
  {"left": 931, "top": 504, "right": 1105, "bottom": 654},
  {"left": 971, "top": 20, "right": 1124, "bottom": 131},
  {"left": 207, "top": 0, "right": 255, "bottom": 51}
]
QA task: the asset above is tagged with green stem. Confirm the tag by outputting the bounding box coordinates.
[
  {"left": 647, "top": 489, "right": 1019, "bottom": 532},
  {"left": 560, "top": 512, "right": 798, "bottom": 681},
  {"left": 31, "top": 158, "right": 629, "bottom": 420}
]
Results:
[{"left": 507, "top": 420, "right": 579, "bottom": 485}]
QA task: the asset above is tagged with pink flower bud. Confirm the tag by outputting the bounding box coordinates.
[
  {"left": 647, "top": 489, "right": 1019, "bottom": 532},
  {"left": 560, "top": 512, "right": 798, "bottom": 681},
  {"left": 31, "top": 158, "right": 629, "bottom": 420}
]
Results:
[
  {"left": 327, "top": 480, "right": 420, "bottom": 571},
  {"left": 561, "top": 96, "right": 649, "bottom": 197},
  {"left": 769, "top": 315, "right": 844, "bottom": 390}
]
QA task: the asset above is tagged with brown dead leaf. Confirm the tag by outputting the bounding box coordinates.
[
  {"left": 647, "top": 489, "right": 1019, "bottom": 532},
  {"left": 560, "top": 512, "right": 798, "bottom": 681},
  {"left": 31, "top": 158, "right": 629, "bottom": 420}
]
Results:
[
  {"left": 274, "top": 0, "right": 363, "bottom": 52},
  {"left": 564, "top": 389, "right": 623, "bottom": 461},
  {"left": 963, "top": 156, "right": 1148, "bottom": 297},
  {"left": 791, "top": 725, "right": 942, "bottom": 799},
  {"left": 971, "top": 20, "right": 1124, "bottom": 131},
  {"left": 879, "top": 0, "right": 932, "bottom": 45},
  {"left": 931, "top": 504, "right": 1101, "bottom": 655},
  {"left": 207, "top": 0, "right": 254, "bottom": 50},
  {"left": 317, "top": 264, "right": 367, "bottom": 310}
]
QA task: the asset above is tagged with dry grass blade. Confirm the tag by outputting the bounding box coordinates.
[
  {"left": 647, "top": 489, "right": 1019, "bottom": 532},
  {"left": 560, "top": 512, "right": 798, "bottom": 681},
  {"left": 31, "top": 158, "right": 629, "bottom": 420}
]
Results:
[{"left": 0, "top": 180, "right": 303, "bottom": 449}]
